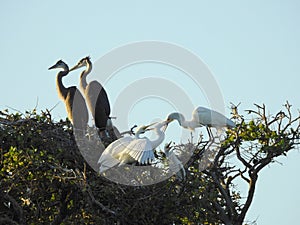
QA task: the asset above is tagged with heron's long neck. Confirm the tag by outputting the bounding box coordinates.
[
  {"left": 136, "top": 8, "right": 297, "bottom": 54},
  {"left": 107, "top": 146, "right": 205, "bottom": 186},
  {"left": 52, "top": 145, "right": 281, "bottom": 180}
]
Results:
[
  {"left": 80, "top": 63, "right": 92, "bottom": 91},
  {"left": 56, "top": 71, "right": 68, "bottom": 100},
  {"left": 151, "top": 129, "right": 165, "bottom": 149}
]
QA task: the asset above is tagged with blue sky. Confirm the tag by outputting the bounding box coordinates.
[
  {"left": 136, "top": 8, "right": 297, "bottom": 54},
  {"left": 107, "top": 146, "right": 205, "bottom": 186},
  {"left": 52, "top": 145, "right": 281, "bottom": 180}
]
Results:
[{"left": 1, "top": 1, "right": 300, "bottom": 224}]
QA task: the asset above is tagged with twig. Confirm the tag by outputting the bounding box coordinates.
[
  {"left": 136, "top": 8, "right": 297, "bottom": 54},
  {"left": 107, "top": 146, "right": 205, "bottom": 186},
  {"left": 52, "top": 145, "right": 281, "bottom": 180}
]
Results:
[{"left": 86, "top": 185, "right": 116, "bottom": 216}]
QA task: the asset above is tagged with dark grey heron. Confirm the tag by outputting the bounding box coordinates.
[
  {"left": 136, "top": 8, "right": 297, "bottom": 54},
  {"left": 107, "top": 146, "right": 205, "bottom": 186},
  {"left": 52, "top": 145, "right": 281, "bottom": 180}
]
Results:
[
  {"left": 69, "top": 56, "right": 112, "bottom": 138},
  {"left": 48, "top": 60, "right": 88, "bottom": 132}
]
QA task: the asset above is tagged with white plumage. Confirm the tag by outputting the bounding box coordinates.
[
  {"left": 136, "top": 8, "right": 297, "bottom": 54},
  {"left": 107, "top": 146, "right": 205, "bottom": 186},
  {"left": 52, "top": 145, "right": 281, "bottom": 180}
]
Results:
[
  {"left": 98, "top": 121, "right": 167, "bottom": 173},
  {"left": 164, "top": 142, "right": 186, "bottom": 181},
  {"left": 98, "top": 136, "right": 134, "bottom": 173},
  {"left": 166, "top": 106, "right": 235, "bottom": 130}
]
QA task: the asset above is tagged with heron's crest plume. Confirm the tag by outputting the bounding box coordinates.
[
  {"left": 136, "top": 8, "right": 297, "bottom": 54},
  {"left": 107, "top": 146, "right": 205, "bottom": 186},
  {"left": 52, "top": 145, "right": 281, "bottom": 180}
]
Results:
[
  {"left": 69, "top": 56, "right": 92, "bottom": 72},
  {"left": 84, "top": 56, "right": 91, "bottom": 61},
  {"left": 79, "top": 56, "right": 91, "bottom": 65}
]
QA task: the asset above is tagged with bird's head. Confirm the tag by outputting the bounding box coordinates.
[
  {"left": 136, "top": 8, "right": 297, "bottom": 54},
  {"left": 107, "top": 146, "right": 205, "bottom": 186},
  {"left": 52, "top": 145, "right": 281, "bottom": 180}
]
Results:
[
  {"left": 165, "top": 112, "right": 185, "bottom": 130},
  {"left": 69, "top": 56, "right": 91, "bottom": 72},
  {"left": 135, "top": 122, "right": 157, "bottom": 135},
  {"left": 135, "top": 121, "right": 167, "bottom": 135},
  {"left": 48, "top": 60, "right": 69, "bottom": 71},
  {"left": 166, "top": 113, "right": 185, "bottom": 124},
  {"left": 145, "top": 121, "right": 169, "bottom": 132}
]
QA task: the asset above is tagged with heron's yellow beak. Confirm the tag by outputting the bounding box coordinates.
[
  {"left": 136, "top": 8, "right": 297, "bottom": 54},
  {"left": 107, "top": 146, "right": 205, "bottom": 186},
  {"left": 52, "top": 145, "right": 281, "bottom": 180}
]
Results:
[
  {"left": 69, "top": 64, "right": 81, "bottom": 72},
  {"left": 69, "top": 65, "right": 78, "bottom": 72}
]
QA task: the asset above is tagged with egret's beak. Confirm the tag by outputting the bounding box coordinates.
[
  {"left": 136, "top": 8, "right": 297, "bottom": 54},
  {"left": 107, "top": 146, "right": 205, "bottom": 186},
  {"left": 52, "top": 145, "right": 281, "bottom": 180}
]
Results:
[
  {"left": 144, "top": 122, "right": 158, "bottom": 131},
  {"left": 162, "top": 118, "right": 173, "bottom": 132},
  {"left": 162, "top": 122, "right": 169, "bottom": 132}
]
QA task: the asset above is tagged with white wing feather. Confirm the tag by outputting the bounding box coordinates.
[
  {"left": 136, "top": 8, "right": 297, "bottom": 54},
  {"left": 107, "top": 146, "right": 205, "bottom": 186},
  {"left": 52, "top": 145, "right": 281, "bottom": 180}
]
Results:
[
  {"left": 98, "top": 136, "right": 133, "bottom": 173},
  {"left": 195, "top": 106, "right": 235, "bottom": 128},
  {"left": 122, "top": 138, "right": 155, "bottom": 164}
]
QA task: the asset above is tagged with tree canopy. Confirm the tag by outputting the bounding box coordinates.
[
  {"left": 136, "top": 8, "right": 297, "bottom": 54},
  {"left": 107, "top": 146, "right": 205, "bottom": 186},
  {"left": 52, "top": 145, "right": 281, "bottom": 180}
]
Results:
[{"left": 0, "top": 102, "right": 299, "bottom": 225}]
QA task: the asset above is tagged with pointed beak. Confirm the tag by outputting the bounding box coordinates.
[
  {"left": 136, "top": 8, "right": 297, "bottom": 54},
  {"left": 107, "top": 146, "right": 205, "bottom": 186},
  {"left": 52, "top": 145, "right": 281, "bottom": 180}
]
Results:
[
  {"left": 164, "top": 141, "right": 173, "bottom": 154},
  {"left": 162, "top": 123, "right": 168, "bottom": 132},
  {"left": 162, "top": 118, "right": 172, "bottom": 132},
  {"left": 165, "top": 141, "right": 172, "bottom": 149},
  {"left": 48, "top": 64, "right": 56, "bottom": 70},
  {"left": 144, "top": 122, "right": 158, "bottom": 131},
  {"left": 69, "top": 65, "right": 79, "bottom": 72}
]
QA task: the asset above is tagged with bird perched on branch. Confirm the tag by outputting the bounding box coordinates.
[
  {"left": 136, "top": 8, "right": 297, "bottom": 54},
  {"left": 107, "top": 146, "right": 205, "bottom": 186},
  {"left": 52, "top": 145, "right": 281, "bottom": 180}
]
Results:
[
  {"left": 164, "top": 142, "right": 186, "bottom": 181},
  {"left": 166, "top": 106, "right": 235, "bottom": 138},
  {"left": 48, "top": 60, "right": 88, "bottom": 132},
  {"left": 69, "top": 56, "right": 113, "bottom": 139},
  {"left": 98, "top": 121, "right": 168, "bottom": 173}
]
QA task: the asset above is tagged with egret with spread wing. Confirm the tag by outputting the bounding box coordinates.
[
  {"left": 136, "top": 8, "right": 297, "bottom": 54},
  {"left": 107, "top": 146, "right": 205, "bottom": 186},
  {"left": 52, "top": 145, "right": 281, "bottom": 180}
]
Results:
[
  {"left": 48, "top": 60, "right": 88, "bottom": 131},
  {"left": 98, "top": 123, "right": 153, "bottom": 173},
  {"left": 98, "top": 121, "right": 167, "bottom": 173},
  {"left": 120, "top": 121, "right": 167, "bottom": 165}
]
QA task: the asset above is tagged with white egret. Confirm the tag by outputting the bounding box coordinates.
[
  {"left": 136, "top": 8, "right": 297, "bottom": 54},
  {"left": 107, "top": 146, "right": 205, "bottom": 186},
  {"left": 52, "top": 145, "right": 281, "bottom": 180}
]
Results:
[
  {"left": 98, "top": 121, "right": 167, "bottom": 173},
  {"left": 48, "top": 60, "right": 88, "bottom": 131},
  {"left": 164, "top": 142, "right": 186, "bottom": 181},
  {"left": 166, "top": 106, "right": 235, "bottom": 139},
  {"left": 98, "top": 123, "right": 152, "bottom": 173}
]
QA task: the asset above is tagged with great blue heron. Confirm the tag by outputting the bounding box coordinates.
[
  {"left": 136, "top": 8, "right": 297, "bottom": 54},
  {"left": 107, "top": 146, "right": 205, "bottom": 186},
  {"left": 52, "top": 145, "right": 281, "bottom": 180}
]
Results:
[
  {"left": 166, "top": 106, "right": 235, "bottom": 138},
  {"left": 69, "top": 56, "right": 112, "bottom": 137},
  {"left": 98, "top": 121, "right": 167, "bottom": 173},
  {"left": 48, "top": 60, "right": 88, "bottom": 132}
]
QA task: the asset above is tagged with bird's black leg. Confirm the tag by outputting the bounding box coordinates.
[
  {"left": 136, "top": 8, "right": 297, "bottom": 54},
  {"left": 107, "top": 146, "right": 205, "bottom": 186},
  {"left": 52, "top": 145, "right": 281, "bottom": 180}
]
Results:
[{"left": 206, "top": 127, "right": 214, "bottom": 142}]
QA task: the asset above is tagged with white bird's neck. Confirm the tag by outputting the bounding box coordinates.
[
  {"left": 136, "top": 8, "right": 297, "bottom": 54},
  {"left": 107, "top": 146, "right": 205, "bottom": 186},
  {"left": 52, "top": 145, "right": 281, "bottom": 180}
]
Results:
[
  {"left": 151, "top": 128, "right": 165, "bottom": 149},
  {"left": 135, "top": 131, "right": 143, "bottom": 139},
  {"left": 80, "top": 62, "right": 92, "bottom": 91},
  {"left": 177, "top": 116, "right": 197, "bottom": 130}
]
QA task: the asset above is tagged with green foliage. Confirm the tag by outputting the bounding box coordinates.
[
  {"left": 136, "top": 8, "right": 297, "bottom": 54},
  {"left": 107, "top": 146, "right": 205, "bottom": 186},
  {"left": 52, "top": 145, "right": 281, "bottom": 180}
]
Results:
[{"left": 0, "top": 103, "right": 299, "bottom": 225}]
